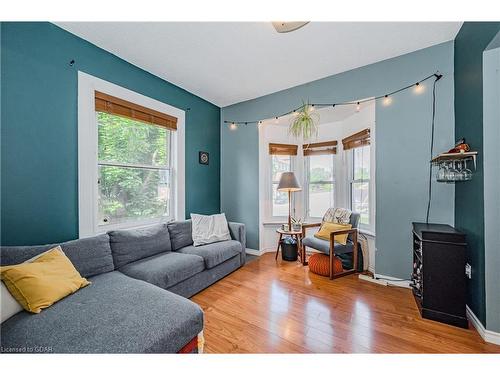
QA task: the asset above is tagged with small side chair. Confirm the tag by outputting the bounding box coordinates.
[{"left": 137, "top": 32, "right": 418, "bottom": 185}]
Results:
[{"left": 301, "top": 212, "right": 360, "bottom": 280}]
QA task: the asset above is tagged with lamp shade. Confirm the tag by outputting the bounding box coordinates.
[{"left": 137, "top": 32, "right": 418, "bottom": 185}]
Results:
[{"left": 277, "top": 172, "right": 302, "bottom": 192}]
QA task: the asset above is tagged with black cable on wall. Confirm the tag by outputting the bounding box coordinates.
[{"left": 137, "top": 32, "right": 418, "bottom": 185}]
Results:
[{"left": 425, "top": 74, "right": 442, "bottom": 224}]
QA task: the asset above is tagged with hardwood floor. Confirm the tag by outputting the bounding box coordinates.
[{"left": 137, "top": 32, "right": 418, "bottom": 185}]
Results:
[{"left": 191, "top": 253, "right": 500, "bottom": 353}]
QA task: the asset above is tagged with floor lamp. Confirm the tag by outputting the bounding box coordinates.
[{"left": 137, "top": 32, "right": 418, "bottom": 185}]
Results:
[{"left": 277, "top": 172, "right": 302, "bottom": 229}]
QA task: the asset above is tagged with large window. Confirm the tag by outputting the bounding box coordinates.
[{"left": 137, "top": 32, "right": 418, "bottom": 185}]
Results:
[
  {"left": 97, "top": 112, "right": 173, "bottom": 227},
  {"left": 306, "top": 154, "right": 335, "bottom": 218},
  {"left": 271, "top": 155, "right": 291, "bottom": 217},
  {"left": 78, "top": 74, "right": 184, "bottom": 238},
  {"left": 350, "top": 145, "right": 370, "bottom": 227}
]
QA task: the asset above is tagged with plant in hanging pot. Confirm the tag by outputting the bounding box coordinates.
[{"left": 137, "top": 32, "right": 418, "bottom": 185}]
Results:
[{"left": 289, "top": 102, "right": 320, "bottom": 141}]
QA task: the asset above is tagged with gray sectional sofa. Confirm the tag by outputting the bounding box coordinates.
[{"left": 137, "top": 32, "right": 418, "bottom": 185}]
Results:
[{"left": 0, "top": 220, "right": 246, "bottom": 353}]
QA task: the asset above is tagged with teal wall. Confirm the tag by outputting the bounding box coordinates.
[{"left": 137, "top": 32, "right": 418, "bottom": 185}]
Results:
[
  {"left": 222, "top": 41, "right": 456, "bottom": 280},
  {"left": 454, "top": 22, "right": 500, "bottom": 326},
  {"left": 1, "top": 22, "right": 221, "bottom": 246}
]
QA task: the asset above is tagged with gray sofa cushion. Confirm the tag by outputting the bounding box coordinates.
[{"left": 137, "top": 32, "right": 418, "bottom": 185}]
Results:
[
  {"left": 0, "top": 234, "right": 114, "bottom": 278},
  {"left": 168, "top": 255, "right": 241, "bottom": 298},
  {"left": 119, "top": 252, "right": 205, "bottom": 289},
  {"left": 178, "top": 240, "right": 242, "bottom": 269},
  {"left": 0, "top": 271, "right": 203, "bottom": 353},
  {"left": 167, "top": 220, "right": 193, "bottom": 250},
  {"left": 108, "top": 223, "right": 171, "bottom": 268},
  {"left": 302, "top": 236, "right": 354, "bottom": 255}
]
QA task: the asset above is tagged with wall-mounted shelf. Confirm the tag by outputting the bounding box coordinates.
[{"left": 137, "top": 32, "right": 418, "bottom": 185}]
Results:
[
  {"left": 431, "top": 151, "right": 477, "bottom": 183},
  {"left": 431, "top": 151, "right": 477, "bottom": 166}
]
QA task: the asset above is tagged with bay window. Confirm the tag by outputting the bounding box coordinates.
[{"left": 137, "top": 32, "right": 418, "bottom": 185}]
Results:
[
  {"left": 271, "top": 155, "right": 292, "bottom": 217},
  {"left": 306, "top": 154, "right": 335, "bottom": 218},
  {"left": 268, "top": 143, "right": 297, "bottom": 218},
  {"left": 343, "top": 128, "right": 372, "bottom": 231},
  {"left": 350, "top": 145, "right": 371, "bottom": 227},
  {"left": 304, "top": 141, "right": 337, "bottom": 219}
]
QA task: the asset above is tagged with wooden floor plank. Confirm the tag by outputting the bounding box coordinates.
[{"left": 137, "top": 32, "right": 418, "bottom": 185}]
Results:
[{"left": 191, "top": 253, "right": 500, "bottom": 353}]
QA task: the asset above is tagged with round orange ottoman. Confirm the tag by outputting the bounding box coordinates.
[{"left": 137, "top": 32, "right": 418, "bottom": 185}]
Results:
[{"left": 308, "top": 253, "right": 343, "bottom": 277}]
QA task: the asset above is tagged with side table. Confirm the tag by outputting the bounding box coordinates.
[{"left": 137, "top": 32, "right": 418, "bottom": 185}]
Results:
[{"left": 275, "top": 228, "right": 303, "bottom": 262}]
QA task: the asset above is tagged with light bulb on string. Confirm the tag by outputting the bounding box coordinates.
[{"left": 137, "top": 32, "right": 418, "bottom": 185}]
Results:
[
  {"left": 356, "top": 102, "right": 360, "bottom": 112},
  {"left": 229, "top": 122, "right": 238, "bottom": 130},
  {"left": 414, "top": 82, "right": 425, "bottom": 94},
  {"left": 309, "top": 104, "right": 315, "bottom": 112},
  {"left": 275, "top": 117, "right": 279, "bottom": 124},
  {"left": 383, "top": 95, "right": 392, "bottom": 106}
]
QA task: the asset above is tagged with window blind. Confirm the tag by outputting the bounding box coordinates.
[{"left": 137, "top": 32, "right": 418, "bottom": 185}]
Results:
[
  {"left": 303, "top": 140, "right": 337, "bottom": 156},
  {"left": 268, "top": 143, "right": 298, "bottom": 156},
  {"left": 95, "top": 91, "right": 177, "bottom": 131},
  {"left": 342, "top": 128, "right": 370, "bottom": 150}
]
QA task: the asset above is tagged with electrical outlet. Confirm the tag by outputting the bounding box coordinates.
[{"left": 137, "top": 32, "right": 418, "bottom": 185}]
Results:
[{"left": 465, "top": 263, "right": 472, "bottom": 279}]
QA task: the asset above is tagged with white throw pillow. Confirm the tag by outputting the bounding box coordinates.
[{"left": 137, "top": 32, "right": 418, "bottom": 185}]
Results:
[
  {"left": 1, "top": 282, "right": 23, "bottom": 323},
  {"left": 1, "top": 248, "right": 55, "bottom": 323},
  {"left": 191, "top": 213, "right": 231, "bottom": 247}
]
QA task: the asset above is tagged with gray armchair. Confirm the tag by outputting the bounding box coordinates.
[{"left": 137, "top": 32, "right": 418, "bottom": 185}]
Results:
[{"left": 301, "top": 212, "right": 360, "bottom": 279}]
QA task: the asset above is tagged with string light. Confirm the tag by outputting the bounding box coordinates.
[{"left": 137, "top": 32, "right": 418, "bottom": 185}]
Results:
[
  {"left": 414, "top": 82, "right": 425, "bottom": 94},
  {"left": 383, "top": 95, "right": 392, "bottom": 106},
  {"left": 223, "top": 72, "right": 442, "bottom": 126}
]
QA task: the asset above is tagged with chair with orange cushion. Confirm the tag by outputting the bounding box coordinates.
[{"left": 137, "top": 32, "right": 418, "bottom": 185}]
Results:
[{"left": 301, "top": 209, "right": 360, "bottom": 280}]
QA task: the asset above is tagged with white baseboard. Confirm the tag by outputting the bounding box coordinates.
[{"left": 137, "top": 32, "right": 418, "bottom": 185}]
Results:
[
  {"left": 466, "top": 305, "right": 500, "bottom": 345},
  {"left": 358, "top": 273, "right": 410, "bottom": 288},
  {"left": 245, "top": 248, "right": 263, "bottom": 256},
  {"left": 358, "top": 274, "right": 388, "bottom": 286},
  {"left": 245, "top": 248, "right": 275, "bottom": 256}
]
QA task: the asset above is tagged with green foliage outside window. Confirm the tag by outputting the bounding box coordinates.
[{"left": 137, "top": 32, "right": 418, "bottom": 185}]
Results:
[{"left": 97, "top": 112, "right": 170, "bottom": 225}]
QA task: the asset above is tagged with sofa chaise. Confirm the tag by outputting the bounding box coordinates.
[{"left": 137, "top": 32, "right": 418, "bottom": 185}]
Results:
[{"left": 0, "top": 220, "right": 246, "bottom": 353}]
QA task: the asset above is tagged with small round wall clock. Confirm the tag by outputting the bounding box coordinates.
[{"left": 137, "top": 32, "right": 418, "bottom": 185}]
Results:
[{"left": 199, "top": 151, "right": 209, "bottom": 165}]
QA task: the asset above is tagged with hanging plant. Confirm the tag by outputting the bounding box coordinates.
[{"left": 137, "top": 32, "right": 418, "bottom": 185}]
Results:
[{"left": 289, "top": 102, "right": 319, "bottom": 141}]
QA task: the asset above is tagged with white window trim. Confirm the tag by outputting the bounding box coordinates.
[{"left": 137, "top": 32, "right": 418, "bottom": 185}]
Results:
[
  {"left": 78, "top": 71, "right": 185, "bottom": 238},
  {"left": 304, "top": 154, "right": 336, "bottom": 221}
]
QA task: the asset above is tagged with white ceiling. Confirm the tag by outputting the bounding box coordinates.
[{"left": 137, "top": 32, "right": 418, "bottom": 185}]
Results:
[{"left": 55, "top": 22, "right": 462, "bottom": 107}]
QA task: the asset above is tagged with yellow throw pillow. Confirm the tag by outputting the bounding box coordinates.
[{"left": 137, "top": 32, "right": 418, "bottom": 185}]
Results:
[
  {"left": 0, "top": 246, "right": 90, "bottom": 313},
  {"left": 314, "top": 222, "right": 352, "bottom": 245}
]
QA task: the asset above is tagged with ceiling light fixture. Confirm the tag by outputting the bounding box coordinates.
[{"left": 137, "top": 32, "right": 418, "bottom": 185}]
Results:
[{"left": 272, "top": 22, "right": 310, "bottom": 33}]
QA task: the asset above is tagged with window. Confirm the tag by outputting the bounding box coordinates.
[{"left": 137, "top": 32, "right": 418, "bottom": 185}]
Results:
[
  {"left": 271, "top": 155, "right": 291, "bottom": 217},
  {"left": 78, "top": 73, "right": 185, "bottom": 238},
  {"left": 350, "top": 145, "right": 370, "bottom": 227},
  {"left": 306, "top": 154, "right": 335, "bottom": 218},
  {"left": 97, "top": 112, "right": 173, "bottom": 227}
]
